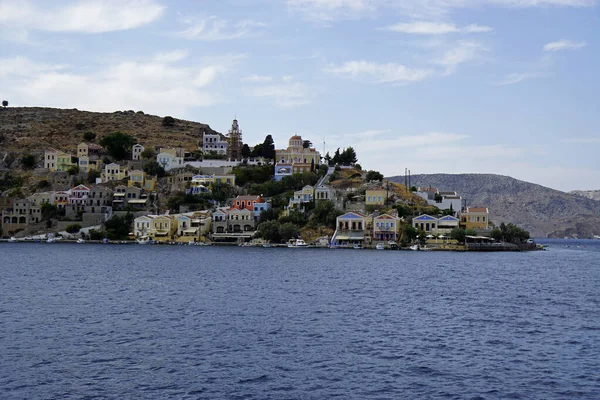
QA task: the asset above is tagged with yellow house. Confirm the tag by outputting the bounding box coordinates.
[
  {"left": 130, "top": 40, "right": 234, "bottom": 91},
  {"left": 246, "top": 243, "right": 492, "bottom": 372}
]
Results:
[
  {"left": 128, "top": 170, "right": 145, "bottom": 187},
  {"left": 149, "top": 215, "right": 177, "bottom": 241},
  {"left": 460, "top": 207, "right": 490, "bottom": 230},
  {"left": 366, "top": 188, "right": 387, "bottom": 206},
  {"left": 101, "top": 163, "right": 127, "bottom": 182},
  {"left": 56, "top": 152, "right": 74, "bottom": 172},
  {"left": 44, "top": 149, "right": 73, "bottom": 172},
  {"left": 144, "top": 175, "right": 157, "bottom": 191}
]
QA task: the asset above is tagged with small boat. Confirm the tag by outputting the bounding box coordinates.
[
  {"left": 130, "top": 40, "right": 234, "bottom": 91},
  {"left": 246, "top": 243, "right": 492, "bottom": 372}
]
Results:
[
  {"left": 8, "top": 237, "right": 18, "bottom": 243},
  {"left": 47, "top": 237, "right": 56, "bottom": 243},
  {"left": 288, "top": 239, "right": 308, "bottom": 248},
  {"left": 375, "top": 243, "right": 385, "bottom": 250},
  {"left": 77, "top": 238, "right": 86, "bottom": 244},
  {"left": 262, "top": 243, "right": 273, "bottom": 248},
  {"left": 409, "top": 244, "right": 420, "bottom": 251},
  {"left": 353, "top": 244, "right": 362, "bottom": 249},
  {"left": 137, "top": 236, "right": 151, "bottom": 245},
  {"left": 594, "top": 235, "right": 600, "bottom": 240}
]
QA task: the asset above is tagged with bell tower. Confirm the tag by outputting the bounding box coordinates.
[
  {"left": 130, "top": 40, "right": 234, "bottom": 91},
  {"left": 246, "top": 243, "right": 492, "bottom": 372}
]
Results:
[{"left": 227, "top": 119, "right": 243, "bottom": 161}]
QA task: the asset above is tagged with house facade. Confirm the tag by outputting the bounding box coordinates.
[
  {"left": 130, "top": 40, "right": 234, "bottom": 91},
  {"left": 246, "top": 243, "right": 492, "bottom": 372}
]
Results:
[
  {"left": 460, "top": 207, "right": 490, "bottom": 230},
  {"left": 366, "top": 189, "right": 387, "bottom": 206},
  {"left": 274, "top": 135, "right": 320, "bottom": 181},
  {"left": 331, "top": 212, "right": 369, "bottom": 247},
  {"left": 132, "top": 144, "right": 145, "bottom": 161},
  {"left": 373, "top": 214, "right": 400, "bottom": 241}
]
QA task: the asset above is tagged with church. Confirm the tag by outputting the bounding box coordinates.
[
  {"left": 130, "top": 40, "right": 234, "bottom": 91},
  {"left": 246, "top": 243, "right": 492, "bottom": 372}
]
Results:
[{"left": 274, "top": 135, "right": 321, "bottom": 181}]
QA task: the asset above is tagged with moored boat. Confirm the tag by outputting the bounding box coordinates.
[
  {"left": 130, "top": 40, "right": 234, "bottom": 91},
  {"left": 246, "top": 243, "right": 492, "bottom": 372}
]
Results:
[
  {"left": 288, "top": 238, "right": 308, "bottom": 248},
  {"left": 8, "top": 237, "right": 18, "bottom": 243},
  {"left": 375, "top": 242, "right": 385, "bottom": 250},
  {"left": 77, "top": 238, "right": 86, "bottom": 244}
]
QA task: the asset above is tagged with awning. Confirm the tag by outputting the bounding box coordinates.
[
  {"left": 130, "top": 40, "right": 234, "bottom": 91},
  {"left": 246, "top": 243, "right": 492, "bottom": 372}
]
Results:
[
  {"left": 128, "top": 199, "right": 148, "bottom": 204},
  {"left": 336, "top": 235, "right": 349, "bottom": 240},
  {"left": 183, "top": 228, "right": 198, "bottom": 234}
]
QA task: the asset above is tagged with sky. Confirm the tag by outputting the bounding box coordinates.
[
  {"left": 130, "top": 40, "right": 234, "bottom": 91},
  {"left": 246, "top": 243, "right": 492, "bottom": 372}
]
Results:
[{"left": 0, "top": 0, "right": 598, "bottom": 191}]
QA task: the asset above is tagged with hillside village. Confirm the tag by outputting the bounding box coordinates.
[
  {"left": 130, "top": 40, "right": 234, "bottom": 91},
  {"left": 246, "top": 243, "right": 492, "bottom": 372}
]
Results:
[{"left": 1, "top": 110, "right": 531, "bottom": 249}]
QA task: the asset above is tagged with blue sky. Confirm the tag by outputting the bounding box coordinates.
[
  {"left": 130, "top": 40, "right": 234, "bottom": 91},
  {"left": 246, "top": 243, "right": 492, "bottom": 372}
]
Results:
[{"left": 1, "top": 0, "right": 598, "bottom": 191}]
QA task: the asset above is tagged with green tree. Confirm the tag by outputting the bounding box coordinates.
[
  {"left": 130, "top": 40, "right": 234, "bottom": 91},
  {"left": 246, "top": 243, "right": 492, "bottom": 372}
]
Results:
[
  {"left": 37, "top": 179, "right": 51, "bottom": 189},
  {"left": 450, "top": 227, "right": 466, "bottom": 243},
  {"left": 491, "top": 227, "right": 503, "bottom": 241},
  {"left": 66, "top": 223, "right": 82, "bottom": 234},
  {"left": 162, "top": 116, "right": 175, "bottom": 127},
  {"left": 67, "top": 165, "right": 79, "bottom": 176},
  {"left": 340, "top": 147, "right": 358, "bottom": 165},
  {"left": 104, "top": 213, "right": 134, "bottom": 240},
  {"left": 365, "top": 170, "right": 384, "bottom": 182},
  {"left": 20, "top": 154, "right": 36, "bottom": 169},
  {"left": 434, "top": 193, "right": 443, "bottom": 203},
  {"left": 41, "top": 203, "right": 57, "bottom": 221},
  {"left": 302, "top": 140, "right": 312, "bottom": 149},
  {"left": 83, "top": 131, "right": 96, "bottom": 141},
  {"left": 141, "top": 148, "right": 156, "bottom": 160},
  {"left": 241, "top": 144, "right": 251, "bottom": 158},
  {"left": 87, "top": 169, "right": 101, "bottom": 184},
  {"left": 279, "top": 209, "right": 308, "bottom": 226},
  {"left": 99, "top": 131, "right": 137, "bottom": 161},
  {"left": 402, "top": 224, "right": 418, "bottom": 243},
  {"left": 310, "top": 200, "right": 341, "bottom": 229},
  {"left": 261, "top": 135, "right": 275, "bottom": 159},
  {"left": 258, "top": 220, "right": 281, "bottom": 242},
  {"left": 143, "top": 160, "right": 166, "bottom": 178},
  {"left": 2, "top": 100, "right": 8, "bottom": 108},
  {"left": 279, "top": 222, "right": 300, "bottom": 242}
]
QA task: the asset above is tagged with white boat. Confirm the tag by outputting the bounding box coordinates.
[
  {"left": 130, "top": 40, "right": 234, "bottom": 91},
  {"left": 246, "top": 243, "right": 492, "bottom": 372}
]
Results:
[
  {"left": 409, "top": 244, "right": 420, "bottom": 251},
  {"left": 288, "top": 239, "right": 308, "bottom": 248},
  {"left": 8, "top": 237, "right": 18, "bottom": 243},
  {"left": 77, "top": 238, "right": 86, "bottom": 244},
  {"left": 262, "top": 243, "right": 273, "bottom": 248},
  {"left": 353, "top": 244, "right": 362, "bottom": 249},
  {"left": 137, "top": 236, "right": 151, "bottom": 245},
  {"left": 47, "top": 237, "right": 56, "bottom": 243},
  {"left": 375, "top": 243, "right": 385, "bottom": 250},
  {"left": 594, "top": 235, "right": 600, "bottom": 240}
]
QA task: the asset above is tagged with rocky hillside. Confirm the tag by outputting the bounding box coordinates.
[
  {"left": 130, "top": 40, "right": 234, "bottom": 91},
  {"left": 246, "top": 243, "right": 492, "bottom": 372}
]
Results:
[
  {"left": 0, "top": 107, "right": 221, "bottom": 159},
  {"left": 571, "top": 190, "right": 600, "bottom": 201},
  {"left": 387, "top": 173, "right": 600, "bottom": 238}
]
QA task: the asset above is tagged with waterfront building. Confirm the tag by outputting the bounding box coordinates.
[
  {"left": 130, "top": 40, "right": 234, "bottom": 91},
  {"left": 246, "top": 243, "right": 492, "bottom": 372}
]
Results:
[
  {"left": 331, "top": 212, "right": 369, "bottom": 247},
  {"left": 373, "top": 213, "right": 400, "bottom": 242},
  {"left": 134, "top": 215, "right": 154, "bottom": 237},
  {"left": 412, "top": 214, "right": 438, "bottom": 233},
  {"left": 416, "top": 188, "right": 462, "bottom": 214},
  {"left": 157, "top": 148, "right": 184, "bottom": 171},
  {"left": 460, "top": 207, "right": 490, "bottom": 230},
  {"left": 44, "top": 148, "right": 74, "bottom": 172},
  {"left": 203, "top": 133, "right": 228, "bottom": 155}
]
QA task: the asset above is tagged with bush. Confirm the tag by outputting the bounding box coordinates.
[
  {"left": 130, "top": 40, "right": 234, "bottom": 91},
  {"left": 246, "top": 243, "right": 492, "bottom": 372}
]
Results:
[
  {"left": 87, "top": 169, "right": 101, "bottom": 184},
  {"left": 141, "top": 148, "right": 156, "bottom": 160},
  {"left": 83, "top": 131, "right": 96, "bottom": 141},
  {"left": 37, "top": 180, "right": 51, "bottom": 189},
  {"left": 99, "top": 131, "right": 137, "bottom": 161},
  {"left": 20, "top": 154, "right": 36, "bottom": 169},
  {"left": 66, "top": 223, "right": 82, "bottom": 234},
  {"left": 279, "top": 222, "right": 300, "bottom": 242},
  {"left": 162, "top": 116, "right": 175, "bottom": 127},
  {"left": 143, "top": 160, "right": 166, "bottom": 178},
  {"left": 365, "top": 170, "right": 384, "bottom": 182},
  {"left": 67, "top": 166, "right": 79, "bottom": 176}
]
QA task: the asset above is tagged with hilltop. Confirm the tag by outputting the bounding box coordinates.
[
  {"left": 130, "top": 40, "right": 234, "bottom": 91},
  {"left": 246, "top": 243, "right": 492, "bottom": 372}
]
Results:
[
  {"left": 387, "top": 173, "right": 600, "bottom": 238},
  {"left": 0, "top": 107, "right": 221, "bottom": 158},
  {"left": 571, "top": 190, "right": 600, "bottom": 202}
]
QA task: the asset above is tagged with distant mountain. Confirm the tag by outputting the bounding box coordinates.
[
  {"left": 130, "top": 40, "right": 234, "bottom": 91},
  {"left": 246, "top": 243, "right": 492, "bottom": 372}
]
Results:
[
  {"left": 570, "top": 190, "right": 600, "bottom": 202},
  {"left": 387, "top": 173, "right": 600, "bottom": 238},
  {"left": 0, "top": 107, "right": 221, "bottom": 157}
]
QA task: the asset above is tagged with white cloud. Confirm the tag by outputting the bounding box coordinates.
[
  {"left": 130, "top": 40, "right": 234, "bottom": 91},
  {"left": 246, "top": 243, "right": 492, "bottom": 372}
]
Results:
[
  {"left": 495, "top": 71, "right": 548, "bottom": 85},
  {"left": 244, "top": 77, "right": 314, "bottom": 108},
  {"left": 152, "top": 50, "right": 190, "bottom": 63},
  {"left": 242, "top": 75, "right": 273, "bottom": 83},
  {"left": 434, "top": 40, "right": 488, "bottom": 75},
  {"left": 0, "top": 0, "right": 164, "bottom": 33},
  {"left": 287, "top": 0, "right": 596, "bottom": 20},
  {"left": 380, "top": 21, "right": 492, "bottom": 35},
  {"left": 1, "top": 54, "right": 228, "bottom": 117},
  {"left": 177, "top": 16, "right": 266, "bottom": 40},
  {"left": 543, "top": 39, "right": 587, "bottom": 52},
  {"left": 325, "top": 61, "right": 434, "bottom": 83}
]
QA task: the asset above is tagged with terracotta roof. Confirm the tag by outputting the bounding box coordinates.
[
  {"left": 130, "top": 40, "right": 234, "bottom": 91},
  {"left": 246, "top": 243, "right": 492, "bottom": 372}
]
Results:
[
  {"left": 290, "top": 135, "right": 302, "bottom": 140},
  {"left": 466, "top": 207, "right": 488, "bottom": 213}
]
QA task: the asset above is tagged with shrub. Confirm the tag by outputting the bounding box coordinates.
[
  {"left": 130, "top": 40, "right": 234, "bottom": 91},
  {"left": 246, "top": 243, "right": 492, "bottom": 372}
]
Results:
[
  {"left": 20, "top": 154, "right": 36, "bottom": 169},
  {"left": 66, "top": 223, "right": 82, "bottom": 234},
  {"left": 83, "top": 131, "right": 96, "bottom": 141},
  {"left": 99, "top": 131, "right": 137, "bottom": 161},
  {"left": 162, "top": 116, "right": 175, "bottom": 127}
]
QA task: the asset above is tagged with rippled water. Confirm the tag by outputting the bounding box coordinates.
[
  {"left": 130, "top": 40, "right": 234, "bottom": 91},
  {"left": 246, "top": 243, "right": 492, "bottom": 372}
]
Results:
[{"left": 1, "top": 240, "right": 599, "bottom": 399}]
